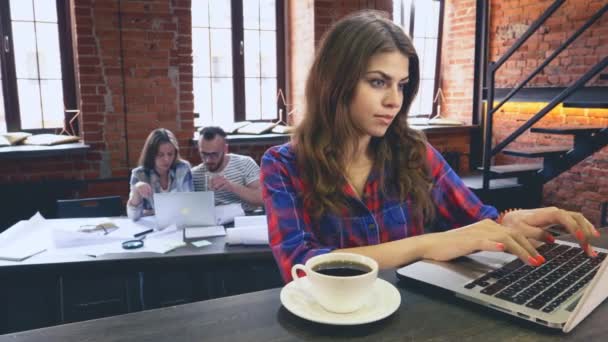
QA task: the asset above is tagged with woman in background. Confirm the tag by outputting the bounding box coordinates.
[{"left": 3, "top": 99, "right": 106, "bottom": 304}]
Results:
[
  {"left": 260, "top": 10, "right": 599, "bottom": 283},
  {"left": 127, "top": 128, "right": 193, "bottom": 220}
]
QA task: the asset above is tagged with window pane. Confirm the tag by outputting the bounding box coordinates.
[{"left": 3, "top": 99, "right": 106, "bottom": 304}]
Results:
[
  {"left": 245, "top": 78, "right": 261, "bottom": 120},
  {"left": 261, "top": 78, "right": 277, "bottom": 120},
  {"left": 260, "top": 31, "right": 276, "bottom": 77},
  {"left": 194, "top": 77, "right": 212, "bottom": 127},
  {"left": 36, "top": 22, "right": 62, "bottom": 79},
  {"left": 208, "top": 0, "right": 231, "bottom": 28},
  {"left": 260, "top": 0, "right": 275, "bottom": 30},
  {"left": 429, "top": 1, "right": 440, "bottom": 38},
  {"left": 12, "top": 22, "right": 39, "bottom": 79},
  {"left": 413, "top": 0, "right": 433, "bottom": 38},
  {"left": 211, "top": 78, "right": 234, "bottom": 128},
  {"left": 244, "top": 30, "right": 260, "bottom": 77},
  {"left": 10, "top": 0, "right": 34, "bottom": 21},
  {"left": 210, "top": 29, "right": 232, "bottom": 77},
  {"left": 243, "top": 0, "right": 260, "bottom": 30},
  {"left": 419, "top": 79, "right": 434, "bottom": 115},
  {"left": 192, "top": 0, "right": 209, "bottom": 27},
  {"left": 192, "top": 27, "right": 211, "bottom": 77},
  {"left": 40, "top": 79, "right": 64, "bottom": 128},
  {"left": 18, "top": 79, "right": 43, "bottom": 129},
  {"left": 0, "top": 62, "right": 5, "bottom": 133},
  {"left": 34, "top": 0, "right": 57, "bottom": 22},
  {"left": 422, "top": 38, "right": 437, "bottom": 79}
]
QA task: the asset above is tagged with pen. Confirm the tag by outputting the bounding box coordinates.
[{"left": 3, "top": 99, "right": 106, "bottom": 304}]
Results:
[{"left": 133, "top": 229, "right": 154, "bottom": 238}]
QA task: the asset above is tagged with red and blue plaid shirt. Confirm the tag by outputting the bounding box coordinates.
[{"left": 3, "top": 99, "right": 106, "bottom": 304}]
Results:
[{"left": 261, "top": 143, "right": 498, "bottom": 283}]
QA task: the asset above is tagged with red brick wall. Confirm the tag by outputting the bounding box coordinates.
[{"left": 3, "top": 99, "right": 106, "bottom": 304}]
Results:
[{"left": 488, "top": 0, "right": 608, "bottom": 224}]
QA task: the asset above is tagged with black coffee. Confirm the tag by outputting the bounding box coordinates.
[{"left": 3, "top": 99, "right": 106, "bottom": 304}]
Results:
[{"left": 312, "top": 261, "right": 372, "bottom": 277}]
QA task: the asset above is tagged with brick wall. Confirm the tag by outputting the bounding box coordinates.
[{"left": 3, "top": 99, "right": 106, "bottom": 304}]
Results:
[{"left": 488, "top": 0, "right": 608, "bottom": 224}]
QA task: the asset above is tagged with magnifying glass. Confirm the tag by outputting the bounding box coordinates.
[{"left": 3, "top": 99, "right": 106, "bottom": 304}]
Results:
[{"left": 122, "top": 239, "right": 144, "bottom": 250}]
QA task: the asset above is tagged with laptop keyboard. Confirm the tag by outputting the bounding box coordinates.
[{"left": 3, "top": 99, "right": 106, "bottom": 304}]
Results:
[{"left": 464, "top": 243, "right": 606, "bottom": 313}]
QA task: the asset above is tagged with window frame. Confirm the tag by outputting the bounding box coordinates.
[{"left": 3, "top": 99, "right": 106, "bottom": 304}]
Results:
[
  {"left": 395, "top": 0, "right": 444, "bottom": 118},
  {"left": 193, "top": 0, "right": 286, "bottom": 127},
  {"left": 0, "top": 0, "right": 77, "bottom": 133}
]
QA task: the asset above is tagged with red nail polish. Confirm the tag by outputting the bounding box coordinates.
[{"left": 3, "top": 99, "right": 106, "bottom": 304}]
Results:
[
  {"left": 535, "top": 255, "right": 546, "bottom": 264},
  {"left": 496, "top": 242, "right": 505, "bottom": 251},
  {"left": 545, "top": 234, "right": 555, "bottom": 244},
  {"left": 528, "top": 256, "right": 540, "bottom": 267},
  {"left": 593, "top": 250, "right": 598, "bottom": 257},
  {"left": 575, "top": 230, "right": 585, "bottom": 241}
]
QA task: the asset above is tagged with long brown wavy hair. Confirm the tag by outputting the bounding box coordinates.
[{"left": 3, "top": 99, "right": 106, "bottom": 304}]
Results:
[
  {"left": 294, "top": 10, "right": 435, "bottom": 223},
  {"left": 138, "top": 128, "right": 184, "bottom": 172}
]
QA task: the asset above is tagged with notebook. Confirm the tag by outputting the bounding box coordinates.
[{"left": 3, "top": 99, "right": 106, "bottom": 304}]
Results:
[
  {"left": 154, "top": 192, "right": 217, "bottom": 230},
  {"left": 397, "top": 240, "right": 608, "bottom": 332}
]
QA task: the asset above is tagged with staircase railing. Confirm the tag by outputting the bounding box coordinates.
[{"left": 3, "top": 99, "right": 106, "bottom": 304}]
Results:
[{"left": 482, "top": 0, "right": 608, "bottom": 190}]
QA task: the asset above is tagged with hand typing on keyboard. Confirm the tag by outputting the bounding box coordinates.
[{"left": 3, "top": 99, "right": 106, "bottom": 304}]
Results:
[{"left": 500, "top": 207, "right": 600, "bottom": 258}]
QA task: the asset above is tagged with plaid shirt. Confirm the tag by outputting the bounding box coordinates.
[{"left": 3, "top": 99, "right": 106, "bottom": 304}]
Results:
[{"left": 261, "top": 143, "right": 498, "bottom": 283}]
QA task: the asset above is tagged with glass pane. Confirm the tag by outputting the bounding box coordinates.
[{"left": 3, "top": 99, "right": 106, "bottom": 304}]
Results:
[
  {"left": 260, "top": 0, "right": 275, "bottom": 30},
  {"left": 12, "top": 22, "right": 39, "bottom": 79},
  {"left": 192, "top": 0, "right": 210, "bottom": 27},
  {"left": 10, "top": 0, "right": 34, "bottom": 21},
  {"left": 211, "top": 78, "right": 234, "bottom": 128},
  {"left": 192, "top": 27, "right": 211, "bottom": 77},
  {"left": 0, "top": 62, "right": 5, "bottom": 133},
  {"left": 18, "top": 79, "right": 43, "bottom": 129},
  {"left": 243, "top": 0, "right": 260, "bottom": 30},
  {"left": 413, "top": 37, "right": 425, "bottom": 80},
  {"left": 36, "top": 22, "right": 62, "bottom": 79},
  {"left": 429, "top": 1, "right": 440, "bottom": 38},
  {"left": 422, "top": 38, "right": 437, "bottom": 79},
  {"left": 413, "top": 0, "right": 432, "bottom": 38},
  {"left": 34, "top": 0, "right": 57, "bottom": 22},
  {"left": 260, "top": 31, "right": 276, "bottom": 77},
  {"left": 210, "top": 29, "right": 232, "bottom": 77},
  {"left": 244, "top": 30, "right": 260, "bottom": 77},
  {"left": 245, "top": 78, "right": 261, "bottom": 120},
  {"left": 419, "top": 79, "right": 434, "bottom": 115},
  {"left": 208, "top": 0, "right": 231, "bottom": 28},
  {"left": 261, "top": 78, "right": 277, "bottom": 120},
  {"left": 40, "top": 79, "right": 64, "bottom": 128},
  {"left": 194, "top": 77, "right": 212, "bottom": 127}
]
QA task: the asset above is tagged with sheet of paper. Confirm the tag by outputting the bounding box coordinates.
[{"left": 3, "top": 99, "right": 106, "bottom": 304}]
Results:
[
  {"left": 215, "top": 204, "right": 245, "bottom": 225},
  {"left": 184, "top": 225, "right": 225, "bottom": 239},
  {"left": 234, "top": 215, "right": 267, "bottom": 227},
  {"left": 0, "top": 212, "right": 49, "bottom": 261},
  {"left": 225, "top": 225, "right": 269, "bottom": 245},
  {"left": 192, "top": 240, "right": 212, "bottom": 248}
]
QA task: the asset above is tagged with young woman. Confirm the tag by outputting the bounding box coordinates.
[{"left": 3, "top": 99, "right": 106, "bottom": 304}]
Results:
[
  {"left": 261, "top": 11, "right": 599, "bottom": 282},
  {"left": 127, "top": 128, "right": 194, "bottom": 220}
]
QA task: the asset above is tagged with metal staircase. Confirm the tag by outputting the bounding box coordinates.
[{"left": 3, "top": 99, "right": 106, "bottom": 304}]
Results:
[{"left": 463, "top": 0, "right": 608, "bottom": 210}]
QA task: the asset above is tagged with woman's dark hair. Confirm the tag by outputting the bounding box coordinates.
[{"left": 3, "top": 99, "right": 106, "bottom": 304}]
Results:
[
  {"left": 138, "top": 128, "right": 183, "bottom": 171},
  {"left": 294, "top": 10, "right": 434, "bottom": 224}
]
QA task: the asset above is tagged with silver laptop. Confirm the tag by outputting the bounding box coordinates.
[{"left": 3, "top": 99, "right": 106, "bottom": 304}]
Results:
[
  {"left": 153, "top": 191, "right": 216, "bottom": 229},
  {"left": 397, "top": 240, "right": 608, "bottom": 332}
]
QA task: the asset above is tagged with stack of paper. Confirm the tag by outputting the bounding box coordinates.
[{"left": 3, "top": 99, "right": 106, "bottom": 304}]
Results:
[{"left": 225, "top": 215, "right": 269, "bottom": 246}]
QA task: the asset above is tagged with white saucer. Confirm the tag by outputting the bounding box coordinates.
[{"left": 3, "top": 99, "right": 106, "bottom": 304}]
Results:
[{"left": 280, "top": 277, "right": 401, "bottom": 325}]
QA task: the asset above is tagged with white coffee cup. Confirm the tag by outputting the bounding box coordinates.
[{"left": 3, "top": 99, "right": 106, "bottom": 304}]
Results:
[{"left": 291, "top": 252, "right": 379, "bottom": 313}]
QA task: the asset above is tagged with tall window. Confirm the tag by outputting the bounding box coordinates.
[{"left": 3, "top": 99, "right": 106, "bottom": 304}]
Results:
[
  {"left": 393, "top": 0, "right": 443, "bottom": 117},
  {"left": 192, "top": 0, "right": 285, "bottom": 129},
  {"left": 0, "top": 0, "right": 75, "bottom": 133}
]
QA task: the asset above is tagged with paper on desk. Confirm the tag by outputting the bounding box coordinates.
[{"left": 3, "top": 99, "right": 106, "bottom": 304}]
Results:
[
  {"left": 215, "top": 203, "right": 245, "bottom": 225},
  {"left": 234, "top": 215, "right": 267, "bottom": 227},
  {"left": 225, "top": 225, "right": 269, "bottom": 245},
  {"left": 192, "top": 240, "right": 212, "bottom": 248},
  {"left": 50, "top": 217, "right": 154, "bottom": 248},
  {"left": 0, "top": 212, "right": 49, "bottom": 261}
]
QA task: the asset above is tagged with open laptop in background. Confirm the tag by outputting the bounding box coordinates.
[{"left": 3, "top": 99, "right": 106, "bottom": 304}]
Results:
[
  {"left": 397, "top": 240, "right": 608, "bottom": 332},
  {"left": 153, "top": 192, "right": 220, "bottom": 234}
]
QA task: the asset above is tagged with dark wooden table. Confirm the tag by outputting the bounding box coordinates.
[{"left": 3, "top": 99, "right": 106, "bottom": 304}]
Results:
[{"left": 2, "top": 230, "right": 607, "bottom": 341}]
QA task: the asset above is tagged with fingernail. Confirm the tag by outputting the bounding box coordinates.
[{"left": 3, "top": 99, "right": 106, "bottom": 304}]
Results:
[
  {"left": 575, "top": 230, "right": 585, "bottom": 241},
  {"left": 496, "top": 242, "right": 505, "bottom": 251},
  {"left": 535, "top": 255, "right": 546, "bottom": 264},
  {"left": 528, "top": 256, "right": 540, "bottom": 267},
  {"left": 593, "top": 229, "right": 601, "bottom": 238},
  {"left": 545, "top": 234, "right": 555, "bottom": 244}
]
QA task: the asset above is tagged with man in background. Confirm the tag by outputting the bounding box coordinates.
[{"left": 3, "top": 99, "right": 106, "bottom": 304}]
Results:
[{"left": 192, "top": 126, "right": 263, "bottom": 211}]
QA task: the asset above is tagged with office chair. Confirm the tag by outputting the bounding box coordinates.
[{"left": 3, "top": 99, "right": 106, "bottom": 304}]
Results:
[{"left": 56, "top": 196, "right": 124, "bottom": 218}]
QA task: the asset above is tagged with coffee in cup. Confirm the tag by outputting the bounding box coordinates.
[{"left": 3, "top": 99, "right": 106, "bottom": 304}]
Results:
[{"left": 291, "top": 252, "right": 379, "bottom": 313}]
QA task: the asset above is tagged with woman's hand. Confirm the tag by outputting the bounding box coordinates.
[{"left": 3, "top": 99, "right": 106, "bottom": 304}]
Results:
[
  {"left": 421, "top": 219, "right": 546, "bottom": 267},
  {"left": 130, "top": 181, "right": 153, "bottom": 206},
  {"left": 501, "top": 207, "right": 600, "bottom": 257}
]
